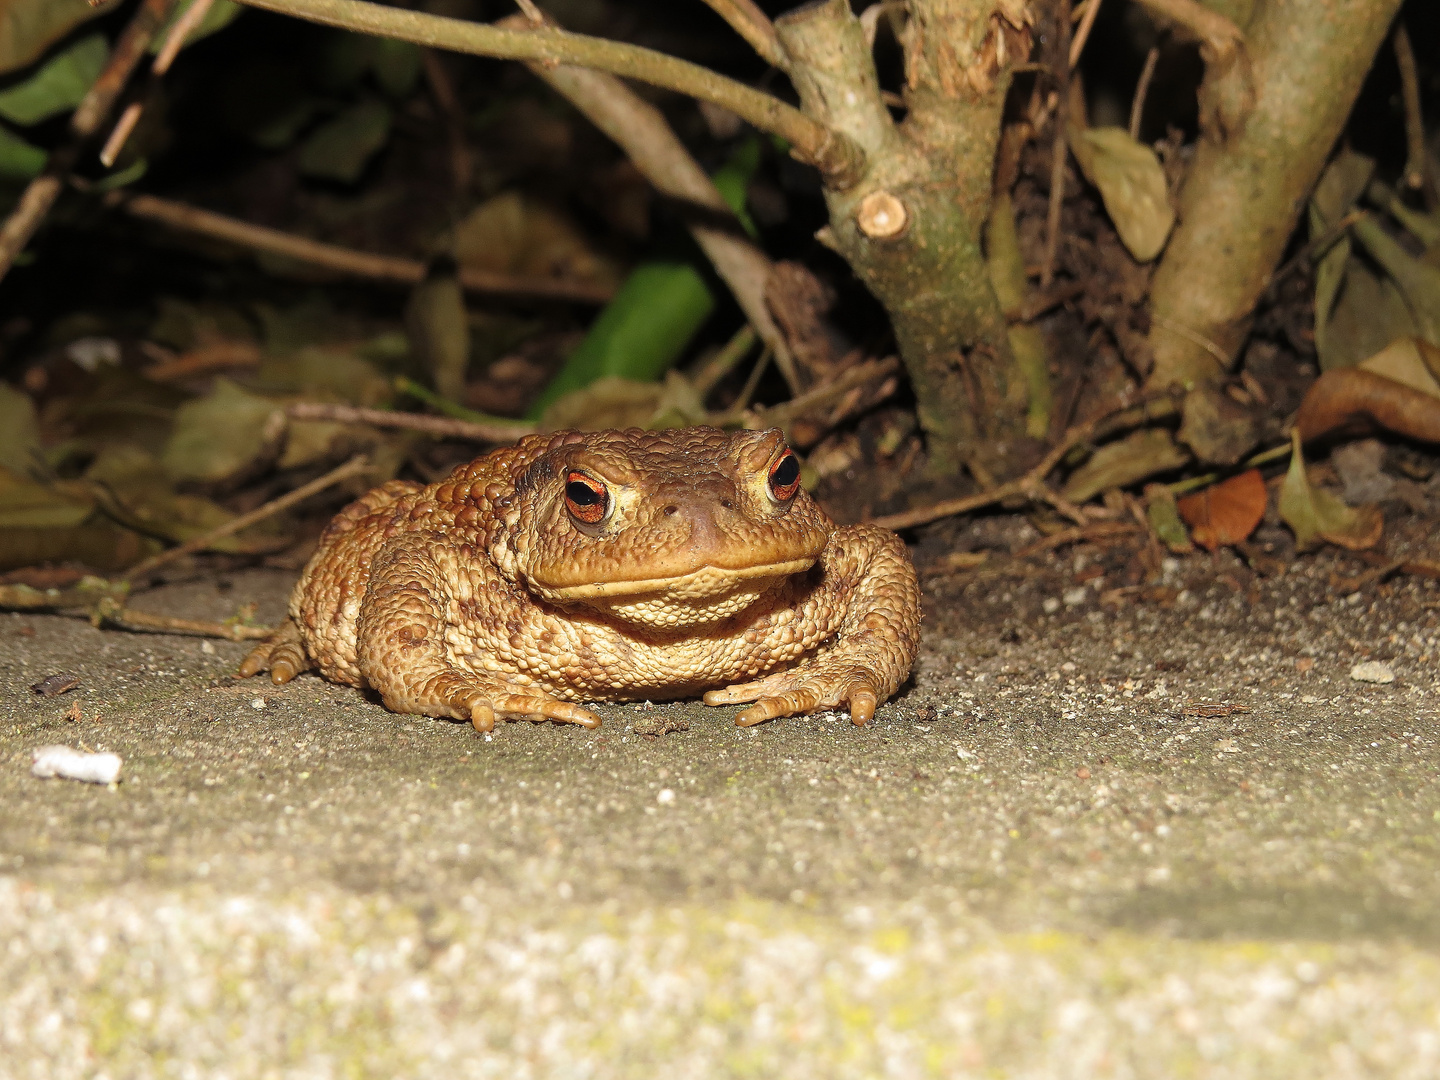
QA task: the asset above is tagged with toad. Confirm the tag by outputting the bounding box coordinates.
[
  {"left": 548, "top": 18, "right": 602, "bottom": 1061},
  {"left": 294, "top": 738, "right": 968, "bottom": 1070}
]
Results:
[{"left": 240, "top": 427, "right": 919, "bottom": 730}]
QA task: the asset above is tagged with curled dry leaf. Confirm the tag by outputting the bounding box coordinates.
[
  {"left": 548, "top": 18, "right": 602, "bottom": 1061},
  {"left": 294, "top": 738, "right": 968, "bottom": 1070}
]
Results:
[
  {"left": 1278, "top": 432, "right": 1383, "bottom": 552},
  {"left": 1068, "top": 126, "right": 1175, "bottom": 263},
  {"left": 1294, "top": 367, "right": 1440, "bottom": 444},
  {"left": 1176, "top": 469, "right": 1266, "bottom": 552}
]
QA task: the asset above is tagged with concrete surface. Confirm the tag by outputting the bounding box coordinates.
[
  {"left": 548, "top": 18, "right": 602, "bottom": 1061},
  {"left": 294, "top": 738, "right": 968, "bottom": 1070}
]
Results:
[{"left": 3, "top": 540, "right": 1440, "bottom": 1077}]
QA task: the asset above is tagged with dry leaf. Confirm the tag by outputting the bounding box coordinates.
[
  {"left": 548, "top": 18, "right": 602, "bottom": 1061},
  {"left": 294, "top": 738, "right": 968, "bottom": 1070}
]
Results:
[
  {"left": 1294, "top": 366, "right": 1440, "bottom": 444},
  {"left": 1061, "top": 428, "right": 1190, "bottom": 504},
  {"left": 1144, "top": 484, "right": 1193, "bottom": 554},
  {"left": 1176, "top": 469, "right": 1266, "bottom": 551},
  {"left": 1278, "top": 432, "right": 1383, "bottom": 552},
  {"left": 1068, "top": 126, "right": 1175, "bottom": 262}
]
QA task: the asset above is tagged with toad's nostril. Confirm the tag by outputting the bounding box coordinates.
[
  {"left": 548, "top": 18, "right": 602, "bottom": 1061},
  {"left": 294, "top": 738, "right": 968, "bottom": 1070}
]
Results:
[
  {"left": 664, "top": 505, "right": 678, "bottom": 516},
  {"left": 719, "top": 498, "right": 733, "bottom": 509}
]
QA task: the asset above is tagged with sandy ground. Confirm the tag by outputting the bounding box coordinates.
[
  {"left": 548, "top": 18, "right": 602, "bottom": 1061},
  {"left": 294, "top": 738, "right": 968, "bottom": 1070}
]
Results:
[{"left": 3, "top": 530, "right": 1440, "bottom": 1077}]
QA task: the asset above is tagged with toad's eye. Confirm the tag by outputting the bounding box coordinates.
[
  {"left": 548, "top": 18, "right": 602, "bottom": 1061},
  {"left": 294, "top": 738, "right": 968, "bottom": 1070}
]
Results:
[
  {"left": 767, "top": 450, "right": 801, "bottom": 503},
  {"left": 564, "top": 472, "right": 609, "bottom": 525}
]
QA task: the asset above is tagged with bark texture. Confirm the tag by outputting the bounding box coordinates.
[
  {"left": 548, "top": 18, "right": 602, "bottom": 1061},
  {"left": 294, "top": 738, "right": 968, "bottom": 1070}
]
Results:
[
  {"left": 1146, "top": 0, "right": 1405, "bottom": 389},
  {"left": 778, "top": 0, "right": 1031, "bottom": 478}
]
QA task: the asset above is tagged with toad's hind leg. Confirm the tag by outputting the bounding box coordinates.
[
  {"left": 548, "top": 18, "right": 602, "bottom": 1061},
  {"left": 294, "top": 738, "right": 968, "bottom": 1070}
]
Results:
[
  {"left": 355, "top": 536, "right": 600, "bottom": 732},
  {"left": 238, "top": 618, "right": 313, "bottom": 684}
]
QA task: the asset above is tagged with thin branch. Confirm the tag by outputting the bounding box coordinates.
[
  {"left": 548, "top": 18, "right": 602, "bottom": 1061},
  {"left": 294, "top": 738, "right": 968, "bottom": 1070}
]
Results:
[
  {"left": 503, "top": 15, "right": 798, "bottom": 390},
  {"left": 1132, "top": 0, "right": 1242, "bottom": 61},
  {"left": 699, "top": 0, "right": 785, "bottom": 68},
  {"left": 871, "top": 393, "right": 1182, "bottom": 531},
  {"left": 99, "top": 607, "right": 274, "bottom": 640},
  {"left": 1129, "top": 45, "right": 1159, "bottom": 139},
  {"left": 1393, "top": 22, "right": 1429, "bottom": 195},
  {"left": 106, "top": 191, "right": 613, "bottom": 302},
  {"left": 751, "top": 355, "right": 900, "bottom": 430},
  {"left": 101, "top": 0, "right": 220, "bottom": 166},
  {"left": 287, "top": 402, "right": 536, "bottom": 442},
  {"left": 0, "top": 0, "right": 179, "bottom": 282},
  {"left": 1068, "top": 0, "right": 1103, "bottom": 68},
  {"left": 122, "top": 455, "right": 373, "bottom": 582},
  {"left": 1040, "top": 0, "right": 1072, "bottom": 288},
  {"left": 231, "top": 0, "right": 864, "bottom": 187}
]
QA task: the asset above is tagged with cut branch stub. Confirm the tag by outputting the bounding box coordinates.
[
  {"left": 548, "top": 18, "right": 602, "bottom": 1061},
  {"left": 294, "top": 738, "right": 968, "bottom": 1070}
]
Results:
[{"left": 856, "top": 191, "right": 908, "bottom": 239}]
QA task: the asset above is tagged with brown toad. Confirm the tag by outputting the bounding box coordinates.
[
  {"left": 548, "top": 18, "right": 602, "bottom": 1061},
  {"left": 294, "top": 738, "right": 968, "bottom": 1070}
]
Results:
[{"left": 240, "top": 427, "right": 919, "bottom": 730}]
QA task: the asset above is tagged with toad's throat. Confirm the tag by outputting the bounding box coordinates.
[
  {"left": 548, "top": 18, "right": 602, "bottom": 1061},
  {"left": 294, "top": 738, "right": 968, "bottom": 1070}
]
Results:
[{"left": 532, "top": 558, "right": 816, "bottom": 602}]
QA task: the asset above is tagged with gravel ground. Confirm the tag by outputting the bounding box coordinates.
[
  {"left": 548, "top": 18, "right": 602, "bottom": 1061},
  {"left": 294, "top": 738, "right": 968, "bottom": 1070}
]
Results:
[{"left": 3, "top": 521, "right": 1440, "bottom": 1077}]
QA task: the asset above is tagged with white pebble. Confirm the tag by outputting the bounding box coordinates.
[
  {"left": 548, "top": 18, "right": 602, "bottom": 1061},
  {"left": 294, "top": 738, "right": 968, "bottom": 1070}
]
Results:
[
  {"left": 1350, "top": 661, "right": 1394, "bottom": 684},
  {"left": 656, "top": 788, "right": 676, "bottom": 805},
  {"left": 201, "top": 641, "right": 216, "bottom": 655},
  {"left": 251, "top": 697, "right": 267, "bottom": 710},
  {"left": 1063, "top": 587, "right": 1088, "bottom": 607},
  {"left": 1042, "top": 597, "right": 1061, "bottom": 615},
  {"left": 31, "top": 746, "right": 122, "bottom": 785}
]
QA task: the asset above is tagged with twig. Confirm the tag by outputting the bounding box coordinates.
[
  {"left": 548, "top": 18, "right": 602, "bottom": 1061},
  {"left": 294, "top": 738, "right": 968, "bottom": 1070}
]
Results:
[
  {"left": 100, "top": 0, "right": 219, "bottom": 166},
  {"left": 1132, "top": 0, "right": 1242, "bottom": 63},
  {"left": 1040, "top": 0, "right": 1072, "bottom": 288},
  {"left": 420, "top": 49, "right": 474, "bottom": 195},
  {"left": 1264, "top": 209, "right": 1366, "bottom": 295},
  {"left": 106, "top": 191, "right": 613, "bottom": 302},
  {"left": 98, "top": 607, "right": 273, "bottom": 640},
  {"left": 1068, "top": 0, "right": 1102, "bottom": 68},
  {"left": 1393, "top": 22, "right": 1428, "bottom": 196},
  {"left": 0, "top": 0, "right": 179, "bottom": 282},
  {"left": 230, "top": 0, "right": 864, "bottom": 187},
  {"left": 871, "top": 393, "right": 1181, "bottom": 531},
  {"left": 699, "top": 0, "right": 785, "bottom": 68},
  {"left": 1129, "top": 46, "right": 1159, "bottom": 139},
  {"left": 1014, "top": 521, "right": 1141, "bottom": 559},
  {"left": 689, "top": 324, "right": 758, "bottom": 399},
  {"left": 287, "top": 401, "right": 535, "bottom": 442},
  {"left": 121, "top": 455, "right": 372, "bottom": 582},
  {"left": 141, "top": 341, "right": 263, "bottom": 381},
  {"left": 503, "top": 13, "right": 799, "bottom": 391},
  {"left": 1165, "top": 440, "right": 1291, "bottom": 497},
  {"left": 752, "top": 355, "right": 900, "bottom": 429}
]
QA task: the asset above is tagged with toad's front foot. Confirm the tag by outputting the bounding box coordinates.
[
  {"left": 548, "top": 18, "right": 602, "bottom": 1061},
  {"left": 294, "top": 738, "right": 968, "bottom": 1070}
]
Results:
[
  {"left": 382, "top": 670, "right": 602, "bottom": 733},
  {"left": 238, "top": 619, "right": 313, "bottom": 684},
  {"left": 704, "top": 660, "right": 880, "bottom": 727}
]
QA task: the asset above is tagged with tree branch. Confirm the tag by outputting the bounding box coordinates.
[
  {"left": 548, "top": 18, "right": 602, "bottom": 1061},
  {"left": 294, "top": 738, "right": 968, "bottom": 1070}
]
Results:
[
  {"left": 0, "top": 0, "right": 180, "bottom": 283},
  {"left": 230, "top": 0, "right": 864, "bottom": 187},
  {"left": 106, "top": 191, "right": 613, "bottom": 302},
  {"left": 698, "top": 0, "right": 785, "bottom": 68},
  {"left": 497, "top": 13, "right": 797, "bottom": 391}
]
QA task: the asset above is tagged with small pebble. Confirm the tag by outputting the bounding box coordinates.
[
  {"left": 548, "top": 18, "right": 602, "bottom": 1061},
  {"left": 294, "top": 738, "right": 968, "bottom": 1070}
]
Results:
[
  {"left": 201, "top": 641, "right": 216, "bottom": 655},
  {"left": 1062, "top": 587, "right": 1088, "bottom": 607},
  {"left": 656, "top": 788, "right": 675, "bottom": 805},
  {"left": 251, "top": 697, "right": 267, "bottom": 710},
  {"left": 1042, "top": 597, "right": 1061, "bottom": 615},
  {"left": 1350, "top": 661, "right": 1395, "bottom": 684}
]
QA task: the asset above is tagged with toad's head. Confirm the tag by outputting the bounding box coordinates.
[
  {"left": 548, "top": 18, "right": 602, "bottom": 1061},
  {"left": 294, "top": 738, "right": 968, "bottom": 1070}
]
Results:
[{"left": 491, "top": 426, "right": 831, "bottom": 630}]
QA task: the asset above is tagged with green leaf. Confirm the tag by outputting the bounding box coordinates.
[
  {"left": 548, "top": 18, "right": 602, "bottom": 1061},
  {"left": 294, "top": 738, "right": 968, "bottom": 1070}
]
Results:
[
  {"left": 0, "top": 466, "right": 91, "bottom": 529},
  {"left": 1320, "top": 258, "right": 1418, "bottom": 371},
  {"left": 371, "top": 37, "right": 420, "bottom": 99},
  {"left": 0, "top": 33, "right": 105, "bottom": 126},
  {"left": 405, "top": 263, "right": 470, "bottom": 402},
  {"left": 161, "top": 378, "right": 285, "bottom": 485},
  {"left": 987, "top": 192, "right": 1026, "bottom": 317},
  {"left": 540, "top": 371, "right": 707, "bottom": 432},
  {"left": 529, "top": 262, "right": 715, "bottom": 419},
  {"left": 91, "top": 156, "right": 146, "bottom": 192},
  {"left": 1008, "top": 324, "right": 1050, "bottom": 439},
  {"left": 149, "top": 0, "right": 244, "bottom": 55},
  {"left": 1352, "top": 216, "right": 1440, "bottom": 347},
  {"left": 710, "top": 136, "right": 761, "bottom": 239},
  {"left": 0, "top": 0, "right": 108, "bottom": 78},
  {"left": 0, "top": 122, "right": 43, "bottom": 178},
  {"left": 1069, "top": 126, "right": 1175, "bottom": 262},
  {"left": 296, "top": 99, "right": 392, "bottom": 183},
  {"left": 0, "top": 381, "right": 40, "bottom": 472},
  {"left": 1308, "top": 151, "right": 1372, "bottom": 369}
]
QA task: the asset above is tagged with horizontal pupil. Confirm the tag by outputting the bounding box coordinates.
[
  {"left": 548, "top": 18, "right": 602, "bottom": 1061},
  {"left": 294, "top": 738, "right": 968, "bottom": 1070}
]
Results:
[{"left": 567, "top": 481, "right": 603, "bottom": 506}]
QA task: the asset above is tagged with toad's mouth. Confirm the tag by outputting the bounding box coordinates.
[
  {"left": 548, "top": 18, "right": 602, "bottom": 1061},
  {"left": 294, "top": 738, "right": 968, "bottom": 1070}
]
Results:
[{"left": 531, "top": 557, "right": 816, "bottom": 602}]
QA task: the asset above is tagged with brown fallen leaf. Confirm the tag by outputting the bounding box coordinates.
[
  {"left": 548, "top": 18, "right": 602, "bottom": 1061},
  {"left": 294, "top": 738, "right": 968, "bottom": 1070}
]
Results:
[
  {"left": 1176, "top": 469, "right": 1266, "bottom": 551},
  {"left": 31, "top": 673, "right": 80, "bottom": 698},
  {"left": 1294, "top": 366, "right": 1440, "bottom": 443}
]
